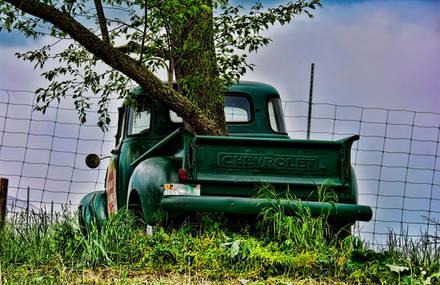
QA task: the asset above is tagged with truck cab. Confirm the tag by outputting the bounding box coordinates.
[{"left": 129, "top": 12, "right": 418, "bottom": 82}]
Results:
[{"left": 79, "top": 81, "right": 372, "bottom": 230}]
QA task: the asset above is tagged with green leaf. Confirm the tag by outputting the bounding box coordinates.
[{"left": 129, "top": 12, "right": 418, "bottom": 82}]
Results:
[
  {"left": 230, "top": 239, "right": 240, "bottom": 258},
  {"left": 200, "top": 4, "right": 211, "bottom": 13},
  {"left": 386, "top": 264, "right": 409, "bottom": 273}
]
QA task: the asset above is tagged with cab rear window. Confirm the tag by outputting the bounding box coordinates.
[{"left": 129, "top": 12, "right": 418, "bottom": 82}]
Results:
[
  {"left": 128, "top": 102, "right": 151, "bottom": 135},
  {"left": 224, "top": 96, "right": 251, "bottom": 122},
  {"left": 170, "top": 95, "right": 251, "bottom": 123}
]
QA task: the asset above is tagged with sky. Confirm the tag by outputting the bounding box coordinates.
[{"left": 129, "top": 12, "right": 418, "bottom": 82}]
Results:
[
  {"left": 242, "top": 0, "right": 440, "bottom": 112},
  {"left": 1, "top": 0, "right": 439, "bottom": 110},
  {"left": 0, "top": 0, "right": 439, "bottom": 244}
]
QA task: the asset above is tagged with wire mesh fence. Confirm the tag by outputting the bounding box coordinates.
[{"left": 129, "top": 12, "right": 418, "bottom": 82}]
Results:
[
  {"left": 0, "top": 89, "right": 120, "bottom": 214},
  {"left": 284, "top": 100, "right": 440, "bottom": 245},
  {"left": 1, "top": 88, "right": 439, "bottom": 246}
]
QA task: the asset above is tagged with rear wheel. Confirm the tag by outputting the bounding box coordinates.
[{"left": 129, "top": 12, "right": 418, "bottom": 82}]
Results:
[
  {"left": 330, "top": 222, "right": 353, "bottom": 241},
  {"left": 128, "top": 190, "right": 152, "bottom": 234}
]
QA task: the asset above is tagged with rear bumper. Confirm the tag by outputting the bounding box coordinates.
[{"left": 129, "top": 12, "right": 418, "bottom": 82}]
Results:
[{"left": 160, "top": 196, "right": 372, "bottom": 222}]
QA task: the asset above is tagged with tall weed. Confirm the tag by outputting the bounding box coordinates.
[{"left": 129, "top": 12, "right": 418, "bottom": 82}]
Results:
[{"left": 256, "top": 184, "right": 333, "bottom": 251}]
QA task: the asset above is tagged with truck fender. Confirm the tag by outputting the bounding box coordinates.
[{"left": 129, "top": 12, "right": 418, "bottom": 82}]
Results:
[
  {"left": 349, "top": 166, "right": 358, "bottom": 204},
  {"left": 127, "top": 156, "right": 179, "bottom": 224},
  {"left": 77, "top": 191, "right": 108, "bottom": 235}
]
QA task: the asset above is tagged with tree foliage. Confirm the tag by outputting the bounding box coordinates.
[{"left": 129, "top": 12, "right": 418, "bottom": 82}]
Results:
[{"left": 0, "top": 0, "right": 321, "bottom": 134}]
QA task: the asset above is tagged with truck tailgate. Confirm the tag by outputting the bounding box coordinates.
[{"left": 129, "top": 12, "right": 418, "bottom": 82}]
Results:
[{"left": 184, "top": 134, "right": 359, "bottom": 188}]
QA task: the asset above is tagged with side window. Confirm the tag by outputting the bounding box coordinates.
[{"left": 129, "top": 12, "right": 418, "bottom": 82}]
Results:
[
  {"left": 128, "top": 103, "right": 151, "bottom": 135},
  {"left": 268, "top": 97, "right": 287, "bottom": 133},
  {"left": 115, "top": 107, "right": 125, "bottom": 146}
]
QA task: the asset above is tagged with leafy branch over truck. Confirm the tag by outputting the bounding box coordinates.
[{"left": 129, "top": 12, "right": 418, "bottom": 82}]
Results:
[{"left": 1, "top": 0, "right": 321, "bottom": 135}]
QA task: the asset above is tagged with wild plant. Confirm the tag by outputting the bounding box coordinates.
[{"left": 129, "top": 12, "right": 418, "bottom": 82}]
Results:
[
  {"left": 256, "top": 183, "right": 334, "bottom": 251},
  {"left": 78, "top": 208, "right": 148, "bottom": 267}
]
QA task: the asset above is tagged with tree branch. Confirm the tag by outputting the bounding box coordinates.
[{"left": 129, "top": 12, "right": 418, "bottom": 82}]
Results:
[
  {"left": 115, "top": 41, "right": 142, "bottom": 53},
  {"left": 93, "top": 0, "right": 110, "bottom": 44},
  {"left": 115, "top": 41, "right": 167, "bottom": 59},
  {"left": 139, "top": 4, "right": 148, "bottom": 62},
  {"left": 143, "top": 57, "right": 169, "bottom": 70},
  {"left": 5, "top": 0, "right": 223, "bottom": 135}
]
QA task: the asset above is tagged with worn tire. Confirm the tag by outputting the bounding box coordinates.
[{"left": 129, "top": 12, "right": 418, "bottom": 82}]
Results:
[{"left": 330, "top": 222, "right": 353, "bottom": 241}]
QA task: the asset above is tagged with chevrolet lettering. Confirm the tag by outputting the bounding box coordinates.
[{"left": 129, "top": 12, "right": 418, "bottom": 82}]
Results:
[{"left": 219, "top": 153, "right": 319, "bottom": 171}]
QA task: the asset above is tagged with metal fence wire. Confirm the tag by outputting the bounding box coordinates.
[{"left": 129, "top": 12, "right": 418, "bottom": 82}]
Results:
[{"left": 1, "top": 88, "right": 439, "bottom": 246}]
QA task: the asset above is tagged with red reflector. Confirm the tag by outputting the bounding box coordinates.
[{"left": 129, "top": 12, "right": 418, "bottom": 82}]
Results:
[{"left": 178, "top": 169, "right": 187, "bottom": 182}]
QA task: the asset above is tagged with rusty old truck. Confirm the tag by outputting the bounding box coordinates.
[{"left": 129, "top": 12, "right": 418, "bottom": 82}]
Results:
[{"left": 78, "top": 81, "right": 372, "bottom": 233}]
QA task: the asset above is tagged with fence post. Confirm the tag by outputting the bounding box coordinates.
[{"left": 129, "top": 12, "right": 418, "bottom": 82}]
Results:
[
  {"left": 0, "top": 178, "right": 8, "bottom": 226},
  {"left": 307, "top": 62, "right": 315, "bottom": 140},
  {"left": 51, "top": 200, "right": 54, "bottom": 223},
  {"left": 26, "top": 186, "right": 30, "bottom": 226}
]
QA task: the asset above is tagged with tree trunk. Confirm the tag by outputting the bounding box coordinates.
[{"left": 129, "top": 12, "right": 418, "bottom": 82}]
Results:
[{"left": 172, "top": 1, "right": 228, "bottom": 136}]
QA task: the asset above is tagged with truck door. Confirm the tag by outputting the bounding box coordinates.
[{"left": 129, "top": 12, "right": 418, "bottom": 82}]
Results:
[
  {"left": 116, "top": 99, "right": 152, "bottom": 210},
  {"left": 104, "top": 106, "right": 125, "bottom": 215}
]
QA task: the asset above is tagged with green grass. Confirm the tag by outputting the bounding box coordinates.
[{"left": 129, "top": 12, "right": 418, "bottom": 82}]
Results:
[{"left": 1, "top": 196, "right": 440, "bottom": 284}]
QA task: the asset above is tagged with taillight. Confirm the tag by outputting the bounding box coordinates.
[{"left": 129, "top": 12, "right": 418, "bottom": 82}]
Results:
[{"left": 178, "top": 169, "right": 187, "bottom": 182}]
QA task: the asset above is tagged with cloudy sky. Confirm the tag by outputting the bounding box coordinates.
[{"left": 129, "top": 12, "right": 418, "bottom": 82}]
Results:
[
  {"left": 1, "top": 0, "right": 439, "bottom": 111},
  {"left": 243, "top": 0, "right": 440, "bottom": 112}
]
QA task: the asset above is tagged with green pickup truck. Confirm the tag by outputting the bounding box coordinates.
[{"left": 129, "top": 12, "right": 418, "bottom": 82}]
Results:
[{"left": 79, "top": 81, "right": 372, "bottom": 232}]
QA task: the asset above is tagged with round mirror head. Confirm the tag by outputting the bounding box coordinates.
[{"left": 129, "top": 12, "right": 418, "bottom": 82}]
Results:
[{"left": 85, "top": 153, "right": 100, "bottom": 169}]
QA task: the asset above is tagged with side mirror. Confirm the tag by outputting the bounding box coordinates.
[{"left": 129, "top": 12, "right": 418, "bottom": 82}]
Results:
[{"left": 85, "top": 154, "right": 100, "bottom": 169}]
